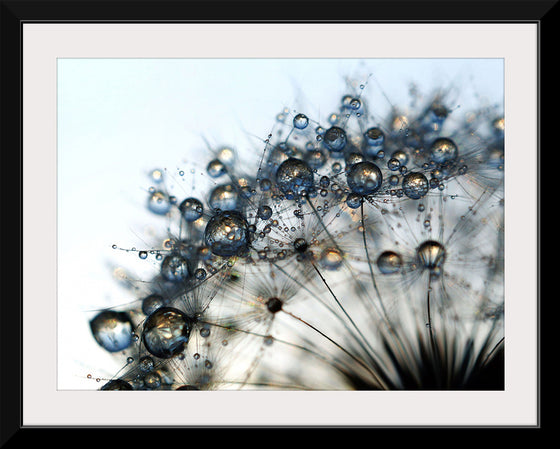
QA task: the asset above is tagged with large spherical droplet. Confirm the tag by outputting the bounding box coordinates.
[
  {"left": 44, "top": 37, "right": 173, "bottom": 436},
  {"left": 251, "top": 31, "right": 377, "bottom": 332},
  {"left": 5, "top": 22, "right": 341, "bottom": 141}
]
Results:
[
  {"left": 430, "top": 138, "right": 458, "bottom": 164},
  {"left": 402, "top": 172, "right": 429, "bottom": 200},
  {"left": 416, "top": 240, "right": 446, "bottom": 270},
  {"left": 377, "top": 251, "right": 403, "bottom": 274},
  {"left": 204, "top": 210, "right": 249, "bottom": 257},
  {"left": 276, "top": 158, "right": 314, "bottom": 196},
  {"left": 346, "top": 161, "right": 383, "bottom": 196},
  {"left": 209, "top": 184, "right": 238, "bottom": 211},
  {"left": 90, "top": 310, "right": 133, "bottom": 353},
  {"left": 179, "top": 197, "right": 204, "bottom": 222},
  {"left": 161, "top": 254, "right": 189, "bottom": 282},
  {"left": 142, "top": 307, "right": 192, "bottom": 359},
  {"left": 323, "top": 126, "right": 347, "bottom": 152}
]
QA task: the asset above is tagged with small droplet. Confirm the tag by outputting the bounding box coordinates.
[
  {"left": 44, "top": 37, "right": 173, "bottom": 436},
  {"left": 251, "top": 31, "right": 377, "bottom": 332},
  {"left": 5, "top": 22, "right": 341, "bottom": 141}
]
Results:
[
  {"left": 293, "top": 113, "right": 309, "bottom": 130},
  {"left": 161, "top": 254, "right": 189, "bottom": 282},
  {"left": 207, "top": 159, "right": 227, "bottom": 178},
  {"left": 179, "top": 197, "right": 204, "bottom": 222},
  {"left": 323, "top": 126, "right": 347, "bottom": 152},
  {"left": 194, "top": 268, "right": 207, "bottom": 281},
  {"left": 320, "top": 247, "right": 344, "bottom": 270}
]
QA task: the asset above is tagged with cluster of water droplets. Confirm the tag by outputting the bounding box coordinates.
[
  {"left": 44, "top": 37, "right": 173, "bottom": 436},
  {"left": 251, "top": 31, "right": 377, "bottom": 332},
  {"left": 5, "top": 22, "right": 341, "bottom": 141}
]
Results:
[{"left": 89, "top": 75, "right": 505, "bottom": 391}]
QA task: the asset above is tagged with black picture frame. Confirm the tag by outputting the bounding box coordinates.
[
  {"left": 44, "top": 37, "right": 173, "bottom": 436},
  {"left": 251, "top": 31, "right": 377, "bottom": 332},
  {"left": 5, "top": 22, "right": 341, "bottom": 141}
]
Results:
[{"left": 2, "top": 0, "right": 551, "bottom": 443}]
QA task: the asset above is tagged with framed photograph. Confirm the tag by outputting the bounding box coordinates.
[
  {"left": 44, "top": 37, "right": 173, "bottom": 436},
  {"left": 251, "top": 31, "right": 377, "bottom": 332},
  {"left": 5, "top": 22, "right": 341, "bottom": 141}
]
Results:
[{"left": 3, "top": 0, "right": 548, "bottom": 439}]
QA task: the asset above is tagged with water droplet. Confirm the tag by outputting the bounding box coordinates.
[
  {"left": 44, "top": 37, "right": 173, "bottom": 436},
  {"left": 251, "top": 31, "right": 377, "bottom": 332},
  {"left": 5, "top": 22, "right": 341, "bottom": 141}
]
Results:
[
  {"left": 416, "top": 240, "right": 446, "bottom": 270},
  {"left": 430, "top": 138, "right": 458, "bottom": 164},
  {"left": 276, "top": 158, "right": 314, "bottom": 197},
  {"left": 304, "top": 150, "right": 327, "bottom": 170},
  {"left": 142, "top": 293, "right": 169, "bottom": 316},
  {"left": 259, "top": 178, "right": 272, "bottom": 191},
  {"left": 150, "top": 169, "right": 164, "bottom": 184},
  {"left": 345, "top": 152, "right": 364, "bottom": 167},
  {"left": 293, "top": 113, "right": 309, "bottom": 130},
  {"left": 217, "top": 147, "right": 236, "bottom": 167},
  {"left": 139, "top": 356, "right": 155, "bottom": 373},
  {"left": 391, "top": 150, "right": 409, "bottom": 166},
  {"left": 147, "top": 191, "right": 171, "bottom": 215},
  {"left": 207, "top": 159, "right": 226, "bottom": 178},
  {"left": 204, "top": 210, "right": 249, "bottom": 257},
  {"left": 293, "top": 238, "right": 308, "bottom": 253},
  {"left": 320, "top": 247, "right": 344, "bottom": 270},
  {"left": 144, "top": 371, "right": 162, "bottom": 389},
  {"left": 377, "top": 251, "right": 403, "bottom": 274},
  {"left": 138, "top": 251, "right": 148, "bottom": 259},
  {"left": 179, "top": 197, "right": 204, "bottom": 222},
  {"left": 346, "top": 192, "right": 362, "bottom": 209},
  {"left": 323, "top": 126, "right": 347, "bottom": 152},
  {"left": 90, "top": 311, "right": 133, "bottom": 353},
  {"left": 387, "top": 158, "right": 400, "bottom": 171},
  {"left": 142, "top": 307, "right": 192, "bottom": 359},
  {"left": 350, "top": 98, "right": 361, "bottom": 110},
  {"left": 364, "top": 127, "right": 384, "bottom": 146},
  {"left": 194, "top": 268, "right": 207, "bottom": 280},
  {"left": 209, "top": 184, "right": 238, "bottom": 211},
  {"left": 161, "top": 254, "right": 189, "bottom": 283},
  {"left": 346, "top": 161, "right": 383, "bottom": 196},
  {"left": 257, "top": 205, "right": 272, "bottom": 220},
  {"left": 402, "top": 172, "right": 429, "bottom": 200}
]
